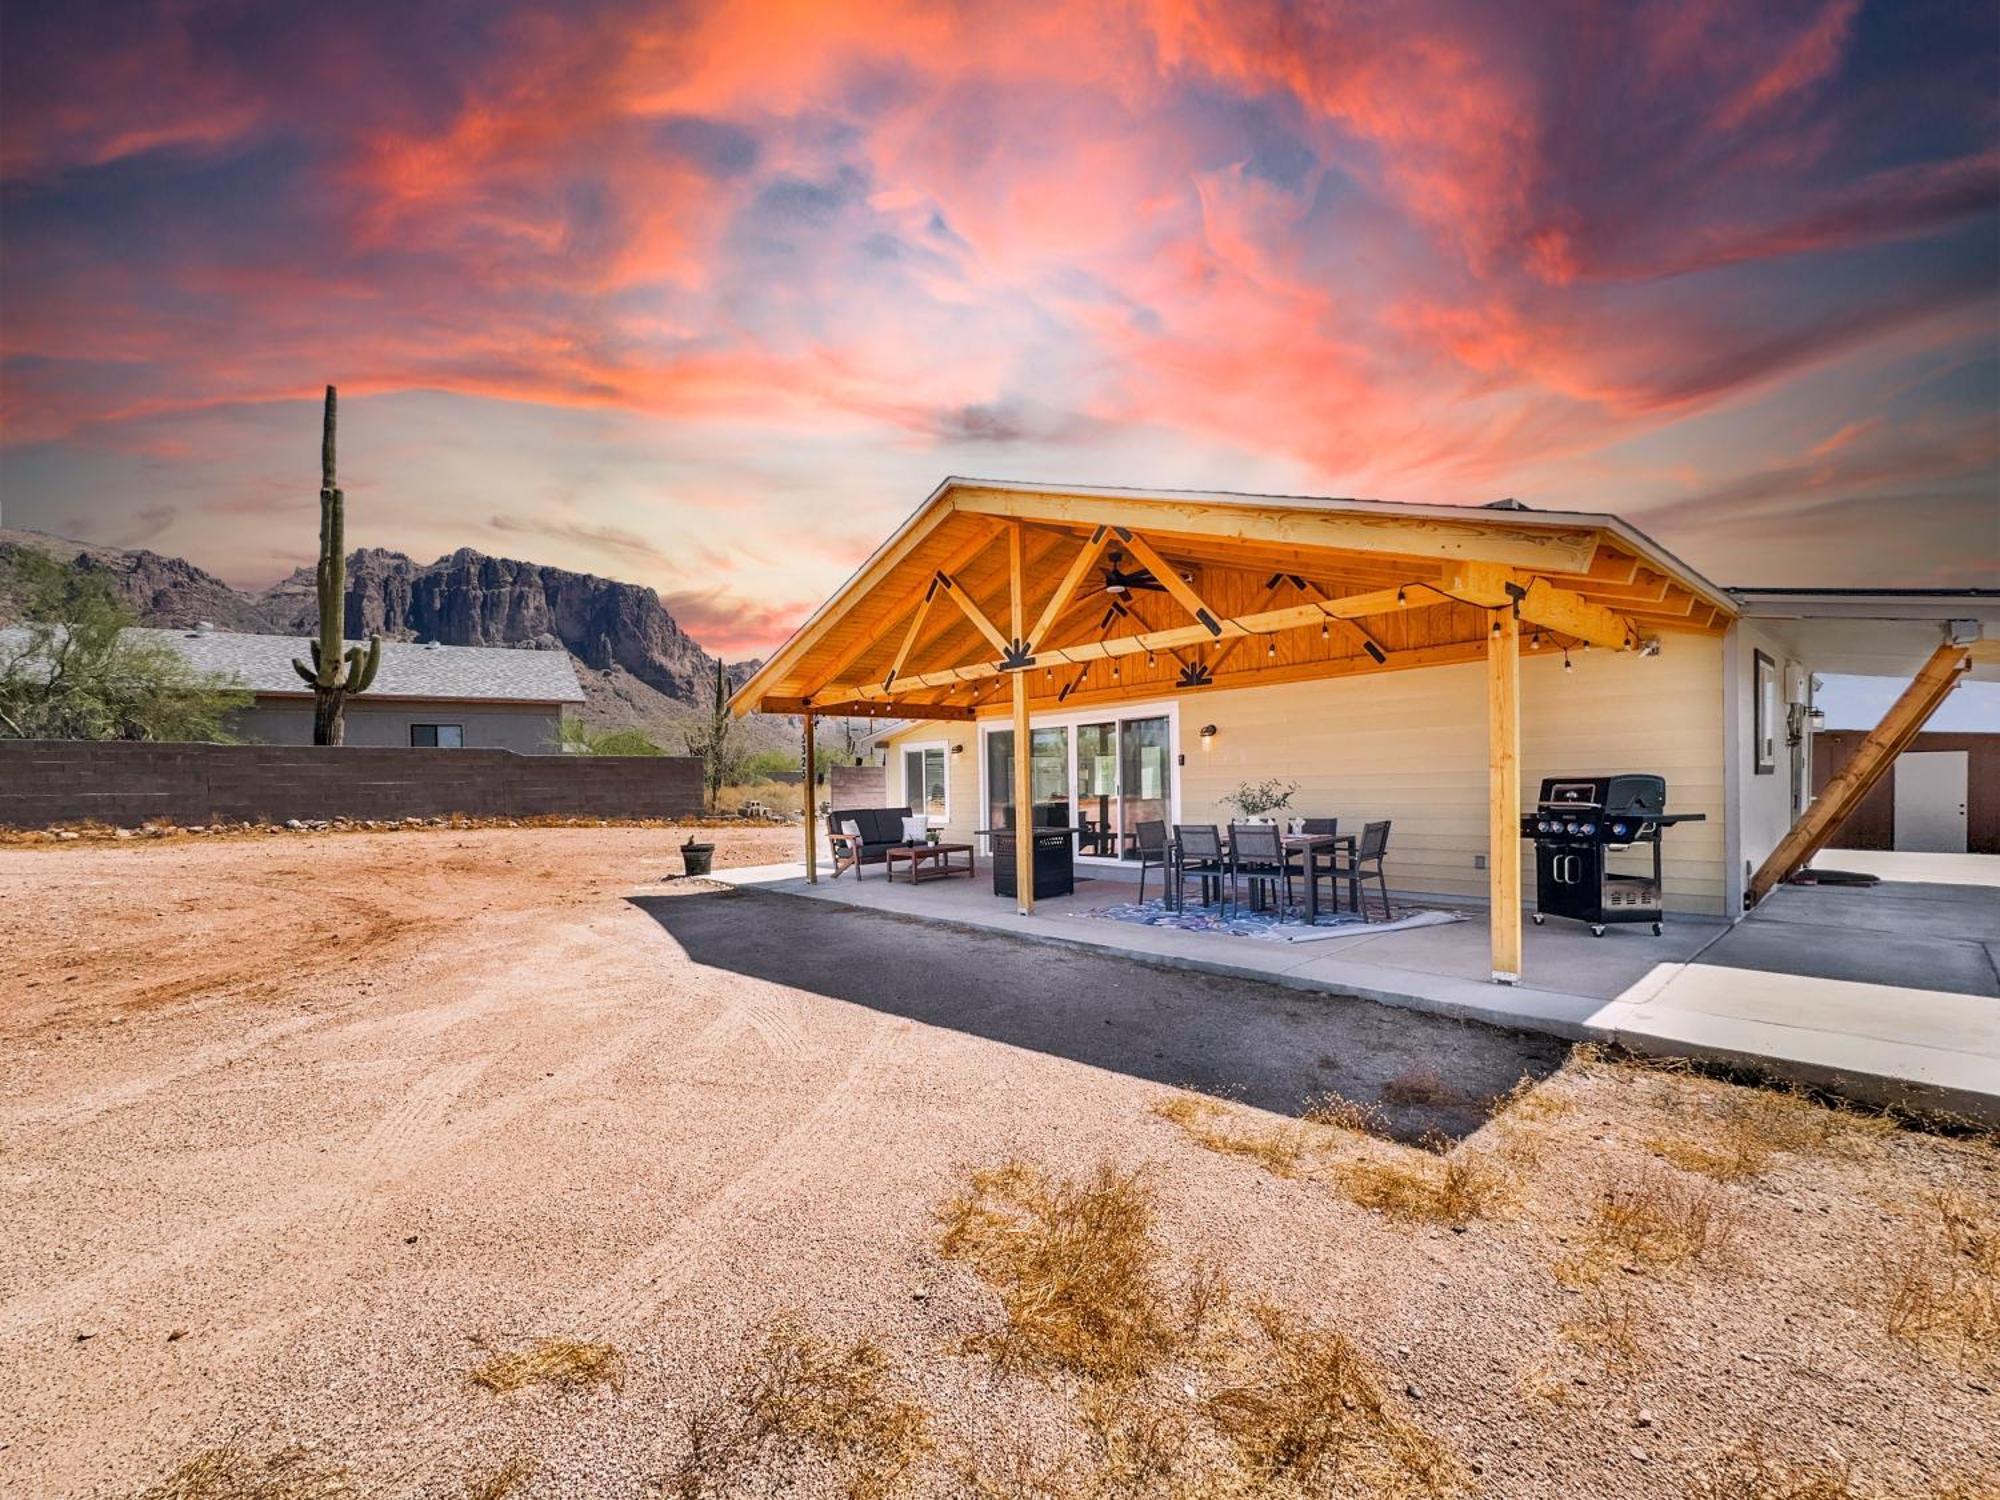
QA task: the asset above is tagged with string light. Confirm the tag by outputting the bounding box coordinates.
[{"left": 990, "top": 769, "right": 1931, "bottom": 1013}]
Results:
[
  {"left": 1529, "top": 632, "right": 1541, "bottom": 651},
  {"left": 1396, "top": 587, "right": 1407, "bottom": 607},
  {"left": 1147, "top": 653, "right": 1156, "bottom": 668},
  {"left": 1266, "top": 639, "right": 1277, "bottom": 657},
  {"left": 1562, "top": 648, "right": 1573, "bottom": 673},
  {"left": 1320, "top": 620, "right": 1330, "bottom": 640}
]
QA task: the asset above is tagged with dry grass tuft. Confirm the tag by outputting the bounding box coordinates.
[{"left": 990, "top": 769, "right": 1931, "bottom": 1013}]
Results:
[
  {"left": 462, "top": 1452, "right": 536, "bottom": 1500},
  {"left": 1486, "top": 1072, "right": 1574, "bottom": 1124},
  {"left": 1688, "top": 1433, "right": 1998, "bottom": 1500},
  {"left": 1378, "top": 1065, "right": 1457, "bottom": 1108},
  {"left": 1331, "top": 1146, "right": 1511, "bottom": 1226},
  {"left": 1204, "top": 1303, "right": 1465, "bottom": 1498},
  {"left": 469, "top": 1337, "right": 624, "bottom": 1394},
  {"left": 1557, "top": 1283, "right": 1656, "bottom": 1387},
  {"left": 1301, "top": 1090, "right": 1392, "bottom": 1138},
  {"left": 1148, "top": 1094, "right": 1310, "bottom": 1178},
  {"left": 1647, "top": 1083, "right": 1888, "bottom": 1181},
  {"left": 1882, "top": 1191, "right": 1999, "bottom": 1368},
  {"left": 939, "top": 1160, "right": 1190, "bottom": 1383},
  {"left": 1690, "top": 1437, "right": 1865, "bottom": 1500},
  {"left": 136, "top": 1444, "right": 350, "bottom": 1500},
  {"left": 672, "top": 1317, "right": 931, "bottom": 1500},
  {"left": 1557, "top": 1166, "right": 1735, "bottom": 1285}
]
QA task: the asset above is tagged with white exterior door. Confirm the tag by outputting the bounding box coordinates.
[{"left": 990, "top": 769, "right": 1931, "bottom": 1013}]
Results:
[{"left": 1894, "top": 751, "right": 1969, "bottom": 853}]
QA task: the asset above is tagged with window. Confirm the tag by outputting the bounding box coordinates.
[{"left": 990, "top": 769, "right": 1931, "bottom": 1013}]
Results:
[
  {"left": 901, "top": 741, "right": 949, "bottom": 823},
  {"left": 410, "top": 723, "right": 463, "bottom": 748}
]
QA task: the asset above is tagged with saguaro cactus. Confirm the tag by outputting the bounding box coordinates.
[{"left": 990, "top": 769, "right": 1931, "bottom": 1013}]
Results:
[{"left": 291, "top": 385, "right": 382, "bottom": 745}]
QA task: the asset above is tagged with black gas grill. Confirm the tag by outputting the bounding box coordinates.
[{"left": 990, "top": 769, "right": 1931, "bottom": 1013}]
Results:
[{"left": 1518, "top": 775, "right": 1705, "bottom": 937}]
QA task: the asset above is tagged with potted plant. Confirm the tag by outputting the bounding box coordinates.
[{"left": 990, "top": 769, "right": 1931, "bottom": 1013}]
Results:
[
  {"left": 681, "top": 833, "right": 715, "bottom": 877},
  {"left": 1220, "top": 777, "right": 1299, "bottom": 823}
]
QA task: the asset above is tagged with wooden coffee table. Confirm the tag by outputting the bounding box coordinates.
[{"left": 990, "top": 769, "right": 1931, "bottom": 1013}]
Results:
[{"left": 885, "top": 842, "right": 975, "bottom": 884}]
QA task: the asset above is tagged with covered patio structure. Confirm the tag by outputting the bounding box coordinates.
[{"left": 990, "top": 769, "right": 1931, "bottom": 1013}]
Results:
[{"left": 732, "top": 479, "right": 1735, "bottom": 986}]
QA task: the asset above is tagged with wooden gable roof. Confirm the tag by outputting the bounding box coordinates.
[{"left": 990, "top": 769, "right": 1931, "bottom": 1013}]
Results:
[{"left": 733, "top": 479, "right": 1736, "bottom": 721}]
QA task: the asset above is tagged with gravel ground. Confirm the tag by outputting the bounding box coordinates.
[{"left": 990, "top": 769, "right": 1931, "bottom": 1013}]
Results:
[{"left": 1, "top": 827, "right": 1993, "bottom": 1498}]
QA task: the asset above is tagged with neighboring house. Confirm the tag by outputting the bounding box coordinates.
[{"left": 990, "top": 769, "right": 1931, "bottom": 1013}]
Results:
[
  {"left": 733, "top": 479, "right": 1998, "bottom": 936},
  {"left": 1, "top": 625, "right": 584, "bottom": 751}
]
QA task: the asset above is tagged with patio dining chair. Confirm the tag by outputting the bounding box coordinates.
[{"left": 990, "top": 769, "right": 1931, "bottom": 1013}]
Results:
[
  {"left": 1171, "top": 823, "right": 1228, "bottom": 913},
  {"left": 1229, "top": 822, "right": 1292, "bottom": 916},
  {"left": 1133, "top": 819, "right": 1173, "bottom": 906},
  {"left": 1330, "top": 820, "right": 1394, "bottom": 921}
]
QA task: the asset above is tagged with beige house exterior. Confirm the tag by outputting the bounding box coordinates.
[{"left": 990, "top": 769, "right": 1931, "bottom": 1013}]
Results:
[
  {"left": 874, "top": 636, "right": 1734, "bottom": 914},
  {"left": 735, "top": 478, "right": 1996, "bottom": 978}
]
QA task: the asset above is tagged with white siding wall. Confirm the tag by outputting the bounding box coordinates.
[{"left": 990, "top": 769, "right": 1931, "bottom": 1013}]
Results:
[
  {"left": 882, "top": 635, "right": 1730, "bottom": 915},
  {"left": 885, "top": 721, "right": 981, "bottom": 842},
  {"left": 1724, "top": 619, "right": 1814, "bottom": 912}
]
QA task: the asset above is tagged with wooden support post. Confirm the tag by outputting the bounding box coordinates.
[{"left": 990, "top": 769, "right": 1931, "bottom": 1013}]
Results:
[
  {"left": 1010, "top": 523, "right": 1034, "bottom": 914},
  {"left": 802, "top": 712, "right": 818, "bottom": 884},
  {"left": 1746, "top": 639, "right": 1969, "bottom": 905},
  {"left": 1488, "top": 607, "right": 1522, "bottom": 983}
]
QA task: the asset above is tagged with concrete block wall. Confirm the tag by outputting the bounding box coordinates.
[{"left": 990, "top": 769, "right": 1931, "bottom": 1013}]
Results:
[{"left": 0, "top": 741, "right": 704, "bottom": 828}]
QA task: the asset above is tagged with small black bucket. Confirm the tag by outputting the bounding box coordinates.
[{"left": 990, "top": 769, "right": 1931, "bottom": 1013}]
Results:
[{"left": 681, "top": 840, "right": 715, "bottom": 877}]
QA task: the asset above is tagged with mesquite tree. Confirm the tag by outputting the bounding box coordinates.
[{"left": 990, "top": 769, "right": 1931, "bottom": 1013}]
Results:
[{"left": 290, "top": 385, "right": 382, "bottom": 745}]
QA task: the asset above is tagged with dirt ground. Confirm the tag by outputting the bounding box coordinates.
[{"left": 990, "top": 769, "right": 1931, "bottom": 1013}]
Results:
[{"left": 1, "top": 827, "right": 1994, "bottom": 1499}]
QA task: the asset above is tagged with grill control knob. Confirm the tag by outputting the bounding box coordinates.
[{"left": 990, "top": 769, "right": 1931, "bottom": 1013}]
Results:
[
  {"left": 1563, "top": 820, "right": 1578, "bottom": 834},
  {"left": 1612, "top": 821, "right": 1628, "bottom": 838},
  {"left": 1537, "top": 819, "right": 1550, "bottom": 833},
  {"left": 1581, "top": 822, "right": 1596, "bottom": 836}
]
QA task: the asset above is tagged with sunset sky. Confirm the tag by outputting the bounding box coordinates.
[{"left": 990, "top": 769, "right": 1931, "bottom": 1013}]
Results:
[{"left": 1, "top": 0, "right": 1995, "bottom": 657}]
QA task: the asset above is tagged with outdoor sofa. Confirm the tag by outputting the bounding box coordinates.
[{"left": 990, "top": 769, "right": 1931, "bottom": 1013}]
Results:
[{"left": 827, "top": 805, "right": 920, "bottom": 877}]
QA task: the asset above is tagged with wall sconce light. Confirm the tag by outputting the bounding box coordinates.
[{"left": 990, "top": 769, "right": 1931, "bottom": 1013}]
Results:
[
  {"left": 951, "top": 743, "right": 965, "bottom": 754},
  {"left": 1807, "top": 707, "right": 1826, "bottom": 732},
  {"left": 1199, "top": 724, "right": 1218, "bottom": 749}
]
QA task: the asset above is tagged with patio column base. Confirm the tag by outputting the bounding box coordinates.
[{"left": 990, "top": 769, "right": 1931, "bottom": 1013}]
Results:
[{"left": 1491, "top": 970, "right": 1520, "bottom": 986}]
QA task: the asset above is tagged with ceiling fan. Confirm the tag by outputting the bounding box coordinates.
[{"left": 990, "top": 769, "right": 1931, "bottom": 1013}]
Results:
[{"left": 1096, "top": 546, "right": 1170, "bottom": 596}]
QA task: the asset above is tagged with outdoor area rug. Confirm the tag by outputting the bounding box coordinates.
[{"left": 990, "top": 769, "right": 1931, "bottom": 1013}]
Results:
[{"left": 1076, "top": 899, "right": 1467, "bottom": 943}]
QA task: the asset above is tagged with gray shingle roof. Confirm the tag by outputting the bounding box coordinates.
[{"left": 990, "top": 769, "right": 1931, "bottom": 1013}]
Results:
[{"left": 1, "top": 626, "right": 585, "bottom": 704}]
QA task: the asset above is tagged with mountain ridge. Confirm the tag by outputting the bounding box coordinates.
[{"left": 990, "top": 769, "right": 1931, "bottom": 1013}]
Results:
[{"left": 0, "top": 528, "right": 782, "bottom": 746}]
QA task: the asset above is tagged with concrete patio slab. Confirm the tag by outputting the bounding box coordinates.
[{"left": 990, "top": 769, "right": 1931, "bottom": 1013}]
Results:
[
  {"left": 1809, "top": 848, "right": 2000, "bottom": 888},
  {"left": 709, "top": 860, "right": 1999, "bottom": 1121},
  {"left": 1702, "top": 880, "right": 2000, "bottom": 996},
  {"left": 1596, "top": 963, "right": 2000, "bottom": 1122}
]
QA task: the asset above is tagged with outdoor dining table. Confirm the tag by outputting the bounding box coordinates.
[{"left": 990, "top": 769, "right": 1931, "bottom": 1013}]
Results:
[
  {"left": 1175, "top": 829, "right": 1361, "bottom": 922},
  {"left": 1279, "top": 831, "right": 1357, "bottom": 923}
]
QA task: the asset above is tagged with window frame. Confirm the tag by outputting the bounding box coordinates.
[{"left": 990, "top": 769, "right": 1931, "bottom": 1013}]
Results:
[
  {"left": 410, "top": 723, "right": 465, "bottom": 749},
  {"left": 901, "top": 739, "right": 950, "bottom": 825},
  {"left": 1752, "top": 650, "right": 1777, "bottom": 776}
]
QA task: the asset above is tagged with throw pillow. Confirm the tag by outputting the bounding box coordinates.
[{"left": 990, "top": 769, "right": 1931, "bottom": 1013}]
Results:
[
  {"left": 840, "top": 820, "right": 862, "bottom": 840},
  {"left": 901, "top": 815, "right": 929, "bottom": 844}
]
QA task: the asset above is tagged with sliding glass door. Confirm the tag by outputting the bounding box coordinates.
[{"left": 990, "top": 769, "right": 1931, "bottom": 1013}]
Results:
[
  {"left": 984, "top": 726, "right": 1071, "bottom": 833},
  {"left": 1117, "top": 716, "right": 1172, "bottom": 856},
  {"left": 983, "top": 705, "right": 1176, "bottom": 861}
]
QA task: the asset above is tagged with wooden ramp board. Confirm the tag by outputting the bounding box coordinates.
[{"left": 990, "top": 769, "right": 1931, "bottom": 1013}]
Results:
[{"left": 1746, "top": 639, "right": 1971, "bottom": 907}]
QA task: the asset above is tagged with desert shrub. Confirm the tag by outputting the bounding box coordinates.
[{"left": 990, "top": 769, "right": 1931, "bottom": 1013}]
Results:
[
  {"left": 1203, "top": 1303, "right": 1465, "bottom": 1498},
  {"left": 1881, "top": 1191, "right": 1999, "bottom": 1368},
  {"left": 1557, "top": 1166, "right": 1735, "bottom": 1285},
  {"left": 671, "top": 1318, "right": 930, "bottom": 1500},
  {"left": 938, "top": 1161, "right": 1184, "bottom": 1383}
]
